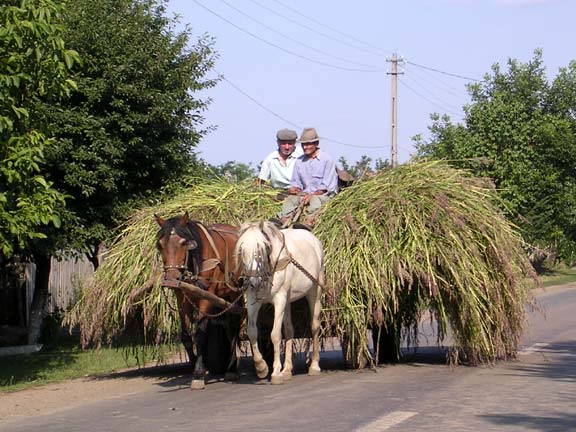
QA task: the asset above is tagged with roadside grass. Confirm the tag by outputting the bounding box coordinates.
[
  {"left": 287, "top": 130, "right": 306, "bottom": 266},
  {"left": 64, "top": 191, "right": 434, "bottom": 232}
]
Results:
[
  {"left": 538, "top": 267, "right": 576, "bottom": 288},
  {"left": 0, "top": 336, "right": 180, "bottom": 393}
]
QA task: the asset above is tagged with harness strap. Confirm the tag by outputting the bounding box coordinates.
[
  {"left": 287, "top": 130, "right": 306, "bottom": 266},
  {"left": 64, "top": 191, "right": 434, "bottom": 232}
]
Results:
[
  {"left": 197, "top": 223, "right": 241, "bottom": 291},
  {"left": 274, "top": 256, "right": 291, "bottom": 271},
  {"left": 272, "top": 231, "right": 325, "bottom": 289},
  {"left": 196, "top": 223, "right": 222, "bottom": 261},
  {"left": 201, "top": 258, "right": 220, "bottom": 273}
]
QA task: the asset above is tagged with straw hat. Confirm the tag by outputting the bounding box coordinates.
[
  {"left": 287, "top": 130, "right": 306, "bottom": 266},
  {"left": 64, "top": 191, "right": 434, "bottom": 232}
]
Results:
[{"left": 298, "top": 127, "right": 320, "bottom": 144}]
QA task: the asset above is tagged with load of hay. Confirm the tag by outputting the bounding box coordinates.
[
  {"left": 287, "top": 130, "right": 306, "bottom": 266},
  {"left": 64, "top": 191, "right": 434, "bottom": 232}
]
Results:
[
  {"left": 314, "top": 160, "right": 538, "bottom": 366},
  {"left": 66, "top": 179, "right": 279, "bottom": 352},
  {"left": 68, "top": 161, "right": 537, "bottom": 367}
]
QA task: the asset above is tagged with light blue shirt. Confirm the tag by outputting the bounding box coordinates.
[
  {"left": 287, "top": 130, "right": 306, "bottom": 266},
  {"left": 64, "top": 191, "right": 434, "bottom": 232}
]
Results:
[
  {"left": 290, "top": 150, "right": 338, "bottom": 194},
  {"left": 258, "top": 147, "right": 303, "bottom": 189}
]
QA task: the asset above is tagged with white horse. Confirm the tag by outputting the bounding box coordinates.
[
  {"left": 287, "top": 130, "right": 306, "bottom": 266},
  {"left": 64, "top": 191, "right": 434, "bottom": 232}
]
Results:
[{"left": 235, "top": 221, "right": 324, "bottom": 385}]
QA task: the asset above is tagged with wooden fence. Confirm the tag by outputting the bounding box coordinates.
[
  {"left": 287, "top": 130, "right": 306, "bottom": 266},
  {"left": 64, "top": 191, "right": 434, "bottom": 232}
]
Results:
[{"left": 25, "top": 255, "right": 95, "bottom": 315}]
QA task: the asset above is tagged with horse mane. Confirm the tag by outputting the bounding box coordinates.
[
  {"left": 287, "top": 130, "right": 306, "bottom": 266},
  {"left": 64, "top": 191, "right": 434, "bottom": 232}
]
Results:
[
  {"left": 238, "top": 221, "right": 285, "bottom": 253},
  {"left": 157, "top": 216, "right": 204, "bottom": 271}
]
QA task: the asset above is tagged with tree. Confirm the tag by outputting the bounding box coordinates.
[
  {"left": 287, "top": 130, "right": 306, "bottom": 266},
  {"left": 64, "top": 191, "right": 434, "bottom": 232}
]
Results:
[
  {"left": 36, "top": 0, "right": 218, "bottom": 268},
  {"left": 338, "top": 155, "right": 390, "bottom": 179},
  {"left": 0, "top": 0, "right": 80, "bottom": 343},
  {"left": 0, "top": 0, "right": 78, "bottom": 258},
  {"left": 415, "top": 50, "right": 576, "bottom": 263},
  {"left": 209, "top": 161, "right": 257, "bottom": 182}
]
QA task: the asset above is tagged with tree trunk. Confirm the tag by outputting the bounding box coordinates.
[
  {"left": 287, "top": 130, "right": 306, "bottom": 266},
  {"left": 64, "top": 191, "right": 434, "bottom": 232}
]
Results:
[
  {"left": 86, "top": 244, "right": 100, "bottom": 271},
  {"left": 27, "top": 254, "right": 51, "bottom": 344}
]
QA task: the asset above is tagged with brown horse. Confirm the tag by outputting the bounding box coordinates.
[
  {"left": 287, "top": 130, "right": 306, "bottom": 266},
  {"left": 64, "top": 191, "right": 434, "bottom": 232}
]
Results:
[{"left": 155, "top": 213, "right": 242, "bottom": 389}]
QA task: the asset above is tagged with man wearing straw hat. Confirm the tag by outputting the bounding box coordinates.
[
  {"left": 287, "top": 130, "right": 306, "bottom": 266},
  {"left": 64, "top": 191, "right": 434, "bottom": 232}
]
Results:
[
  {"left": 255, "top": 128, "right": 302, "bottom": 191},
  {"left": 277, "top": 127, "right": 338, "bottom": 228}
]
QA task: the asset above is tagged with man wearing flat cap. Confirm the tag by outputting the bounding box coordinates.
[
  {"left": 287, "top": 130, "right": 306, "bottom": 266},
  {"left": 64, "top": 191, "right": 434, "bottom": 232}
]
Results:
[
  {"left": 256, "top": 128, "right": 302, "bottom": 190},
  {"left": 278, "top": 127, "right": 338, "bottom": 227}
]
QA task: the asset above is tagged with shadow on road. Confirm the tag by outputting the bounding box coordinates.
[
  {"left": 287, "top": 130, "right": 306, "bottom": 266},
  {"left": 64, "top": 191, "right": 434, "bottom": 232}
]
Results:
[
  {"left": 85, "top": 341, "right": 459, "bottom": 392},
  {"left": 509, "top": 340, "right": 576, "bottom": 383},
  {"left": 480, "top": 413, "right": 576, "bottom": 432}
]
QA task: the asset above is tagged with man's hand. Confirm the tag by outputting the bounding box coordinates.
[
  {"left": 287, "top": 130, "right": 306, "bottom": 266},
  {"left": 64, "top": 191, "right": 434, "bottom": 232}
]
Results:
[
  {"left": 287, "top": 186, "right": 302, "bottom": 195},
  {"left": 301, "top": 189, "right": 327, "bottom": 205}
]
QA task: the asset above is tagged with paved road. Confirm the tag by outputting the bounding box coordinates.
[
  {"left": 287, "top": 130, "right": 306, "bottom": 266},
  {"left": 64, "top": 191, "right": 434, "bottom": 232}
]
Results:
[{"left": 2, "top": 285, "right": 576, "bottom": 432}]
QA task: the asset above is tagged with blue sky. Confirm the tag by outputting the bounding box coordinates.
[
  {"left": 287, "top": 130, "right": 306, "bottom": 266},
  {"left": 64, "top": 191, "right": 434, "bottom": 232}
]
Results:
[{"left": 166, "top": 0, "right": 575, "bottom": 169}]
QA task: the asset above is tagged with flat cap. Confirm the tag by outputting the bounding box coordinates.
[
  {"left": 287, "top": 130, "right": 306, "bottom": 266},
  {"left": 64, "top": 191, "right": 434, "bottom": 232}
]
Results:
[{"left": 276, "top": 128, "right": 298, "bottom": 141}]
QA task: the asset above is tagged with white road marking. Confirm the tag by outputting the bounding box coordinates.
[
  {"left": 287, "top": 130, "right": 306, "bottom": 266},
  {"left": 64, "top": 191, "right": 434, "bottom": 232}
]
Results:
[{"left": 354, "top": 411, "right": 418, "bottom": 431}]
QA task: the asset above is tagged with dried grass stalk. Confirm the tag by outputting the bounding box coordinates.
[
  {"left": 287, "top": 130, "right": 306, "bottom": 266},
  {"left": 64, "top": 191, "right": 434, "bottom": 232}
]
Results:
[{"left": 314, "top": 160, "right": 538, "bottom": 366}]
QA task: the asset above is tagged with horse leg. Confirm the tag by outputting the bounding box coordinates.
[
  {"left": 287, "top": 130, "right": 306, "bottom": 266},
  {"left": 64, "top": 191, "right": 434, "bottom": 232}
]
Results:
[
  {"left": 270, "top": 293, "right": 288, "bottom": 385},
  {"left": 307, "top": 280, "right": 322, "bottom": 376},
  {"left": 281, "top": 300, "right": 294, "bottom": 381},
  {"left": 190, "top": 316, "right": 209, "bottom": 390},
  {"left": 247, "top": 300, "right": 268, "bottom": 379},
  {"left": 176, "top": 292, "right": 197, "bottom": 367},
  {"left": 224, "top": 314, "right": 241, "bottom": 381}
]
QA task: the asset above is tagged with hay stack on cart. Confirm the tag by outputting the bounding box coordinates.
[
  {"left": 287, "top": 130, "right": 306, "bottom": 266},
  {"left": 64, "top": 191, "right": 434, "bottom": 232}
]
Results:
[{"left": 315, "top": 160, "right": 537, "bottom": 367}]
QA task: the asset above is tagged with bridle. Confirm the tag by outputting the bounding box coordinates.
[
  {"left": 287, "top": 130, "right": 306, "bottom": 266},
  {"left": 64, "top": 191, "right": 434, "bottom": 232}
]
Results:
[{"left": 161, "top": 227, "right": 199, "bottom": 282}]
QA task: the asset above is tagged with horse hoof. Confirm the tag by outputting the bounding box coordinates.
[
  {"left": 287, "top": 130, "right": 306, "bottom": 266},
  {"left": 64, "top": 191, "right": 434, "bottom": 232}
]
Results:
[
  {"left": 308, "top": 367, "right": 321, "bottom": 376},
  {"left": 270, "top": 375, "right": 284, "bottom": 385},
  {"left": 190, "top": 379, "right": 206, "bottom": 390},
  {"left": 225, "top": 372, "right": 238, "bottom": 381},
  {"left": 281, "top": 371, "right": 293, "bottom": 381},
  {"left": 255, "top": 364, "right": 269, "bottom": 379}
]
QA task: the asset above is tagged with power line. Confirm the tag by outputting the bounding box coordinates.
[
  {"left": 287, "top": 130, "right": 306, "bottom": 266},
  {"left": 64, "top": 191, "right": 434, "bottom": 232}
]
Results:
[
  {"left": 403, "top": 74, "right": 464, "bottom": 115},
  {"left": 252, "top": 0, "right": 390, "bottom": 58},
  {"left": 192, "top": 0, "right": 383, "bottom": 73},
  {"left": 217, "top": 71, "right": 387, "bottom": 149},
  {"left": 399, "top": 77, "right": 463, "bottom": 117},
  {"left": 217, "top": 0, "right": 384, "bottom": 70},
  {"left": 406, "top": 60, "right": 482, "bottom": 82},
  {"left": 408, "top": 64, "right": 470, "bottom": 100}
]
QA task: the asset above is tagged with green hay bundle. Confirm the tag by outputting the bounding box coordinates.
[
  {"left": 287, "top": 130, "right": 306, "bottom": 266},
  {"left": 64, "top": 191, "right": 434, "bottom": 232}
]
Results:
[
  {"left": 314, "top": 160, "right": 538, "bottom": 366},
  {"left": 66, "top": 179, "right": 279, "bottom": 351}
]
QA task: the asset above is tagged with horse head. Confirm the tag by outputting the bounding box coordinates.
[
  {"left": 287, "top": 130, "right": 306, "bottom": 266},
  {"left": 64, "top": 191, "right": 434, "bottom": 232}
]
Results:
[
  {"left": 236, "top": 221, "right": 285, "bottom": 288},
  {"left": 155, "top": 212, "right": 204, "bottom": 282}
]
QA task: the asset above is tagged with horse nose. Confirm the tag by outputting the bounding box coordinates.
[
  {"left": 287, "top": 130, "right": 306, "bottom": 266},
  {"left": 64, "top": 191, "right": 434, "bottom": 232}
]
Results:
[
  {"left": 247, "top": 276, "right": 264, "bottom": 288},
  {"left": 163, "top": 265, "right": 184, "bottom": 281}
]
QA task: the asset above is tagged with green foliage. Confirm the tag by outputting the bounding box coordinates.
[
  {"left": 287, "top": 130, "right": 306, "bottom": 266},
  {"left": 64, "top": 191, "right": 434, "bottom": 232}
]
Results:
[
  {"left": 209, "top": 160, "right": 257, "bottom": 182},
  {"left": 339, "top": 155, "right": 390, "bottom": 180},
  {"left": 415, "top": 50, "right": 576, "bottom": 263},
  {"left": 36, "top": 0, "right": 218, "bottom": 257},
  {"left": 0, "top": 0, "right": 78, "bottom": 257}
]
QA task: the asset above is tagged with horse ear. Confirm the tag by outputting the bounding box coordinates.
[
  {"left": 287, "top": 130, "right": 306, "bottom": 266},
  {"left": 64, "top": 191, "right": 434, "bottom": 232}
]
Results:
[
  {"left": 155, "top": 214, "right": 165, "bottom": 227},
  {"left": 180, "top": 212, "right": 189, "bottom": 224}
]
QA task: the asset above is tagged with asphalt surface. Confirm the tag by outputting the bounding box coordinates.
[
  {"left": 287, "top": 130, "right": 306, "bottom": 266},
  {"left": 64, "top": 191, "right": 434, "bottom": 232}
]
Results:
[{"left": 2, "top": 284, "right": 576, "bottom": 432}]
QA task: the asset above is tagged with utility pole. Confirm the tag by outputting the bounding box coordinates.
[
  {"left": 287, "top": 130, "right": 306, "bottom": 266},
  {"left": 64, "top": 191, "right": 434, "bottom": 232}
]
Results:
[{"left": 387, "top": 53, "right": 403, "bottom": 168}]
